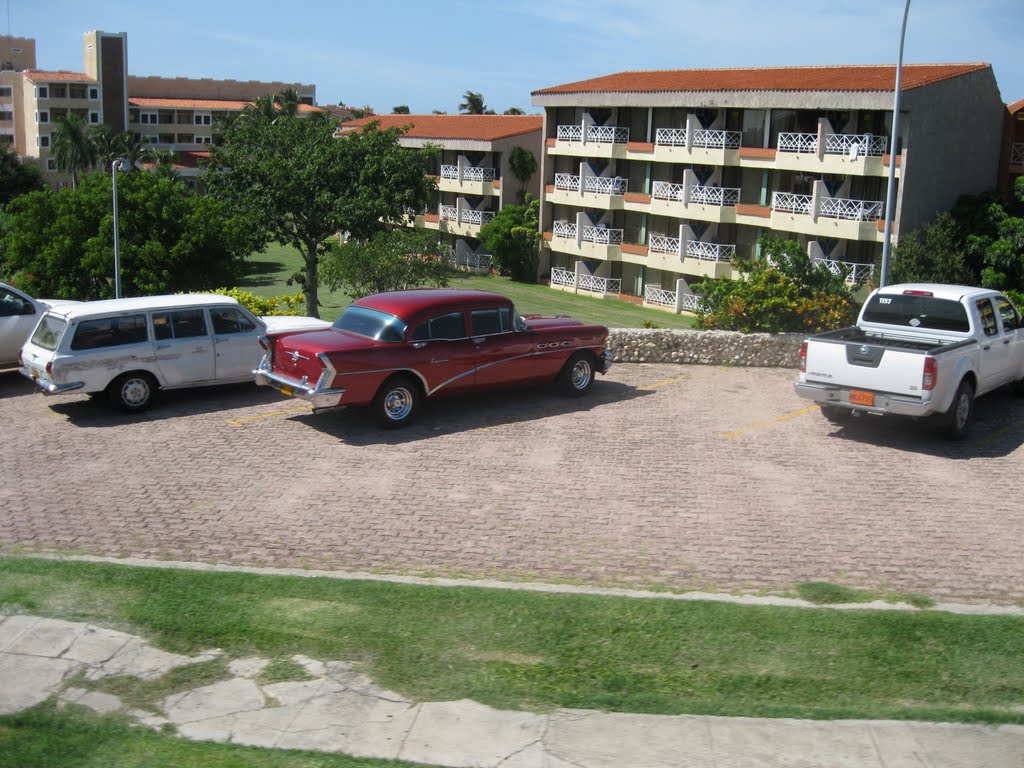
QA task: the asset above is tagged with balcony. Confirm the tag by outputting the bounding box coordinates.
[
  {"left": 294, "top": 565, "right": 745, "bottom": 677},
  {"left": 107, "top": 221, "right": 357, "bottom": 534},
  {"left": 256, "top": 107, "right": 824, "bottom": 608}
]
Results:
[
  {"left": 772, "top": 192, "right": 883, "bottom": 222},
  {"left": 655, "top": 127, "right": 740, "bottom": 150},
  {"left": 551, "top": 124, "right": 630, "bottom": 159},
  {"left": 438, "top": 164, "right": 498, "bottom": 195},
  {"left": 778, "top": 132, "right": 887, "bottom": 157},
  {"left": 814, "top": 258, "right": 876, "bottom": 285},
  {"left": 550, "top": 220, "right": 624, "bottom": 260},
  {"left": 436, "top": 204, "right": 494, "bottom": 235},
  {"left": 650, "top": 181, "right": 740, "bottom": 207},
  {"left": 644, "top": 284, "right": 706, "bottom": 313},
  {"left": 550, "top": 266, "right": 621, "bottom": 297},
  {"left": 554, "top": 173, "right": 627, "bottom": 195},
  {"left": 648, "top": 236, "right": 735, "bottom": 263},
  {"left": 771, "top": 191, "right": 884, "bottom": 241},
  {"left": 1011, "top": 143, "right": 1024, "bottom": 166}
]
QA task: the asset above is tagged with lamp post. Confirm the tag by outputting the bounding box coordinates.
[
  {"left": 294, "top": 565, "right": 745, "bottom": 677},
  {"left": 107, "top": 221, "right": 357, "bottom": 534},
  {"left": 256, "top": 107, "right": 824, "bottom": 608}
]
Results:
[
  {"left": 111, "top": 157, "right": 129, "bottom": 298},
  {"left": 879, "top": 0, "right": 911, "bottom": 288}
]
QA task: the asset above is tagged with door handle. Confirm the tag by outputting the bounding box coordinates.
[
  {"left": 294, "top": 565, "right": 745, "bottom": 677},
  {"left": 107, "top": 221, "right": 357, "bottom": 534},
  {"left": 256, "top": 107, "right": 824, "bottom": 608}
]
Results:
[
  {"left": 982, "top": 345, "right": 991, "bottom": 351},
  {"left": 1004, "top": 339, "right": 1011, "bottom": 345}
]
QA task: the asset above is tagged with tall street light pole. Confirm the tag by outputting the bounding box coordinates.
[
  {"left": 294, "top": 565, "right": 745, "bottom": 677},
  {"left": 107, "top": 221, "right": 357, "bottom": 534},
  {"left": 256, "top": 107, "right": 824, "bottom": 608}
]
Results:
[
  {"left": 111, "top": 157, "right": 129, "bottom": 298},
  {"left": 879, "top": 0, "right": 911, "bottom": 288}
]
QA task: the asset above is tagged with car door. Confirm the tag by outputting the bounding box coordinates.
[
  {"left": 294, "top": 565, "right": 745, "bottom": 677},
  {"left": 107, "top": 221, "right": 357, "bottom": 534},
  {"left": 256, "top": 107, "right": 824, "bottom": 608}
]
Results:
[
  {"left": 152, "top": 308, "right": 215, "bottom": 385},
  {"left": 995, "top": 295, "right": 1024, "bottom": 383},
  {"left": 471, "top": 306, "right": 537, "bottom": 388},
  {"left": 0, "top": 285, "right": 40, "bottom": 364},
  {"left": 974, "top": 298, "right": 1014, "bottom": 391},
  {"left": 406, "top": 310, "right": 478, "bottom": 395},
  {"left": 208, "top": 306, "right": 263, "bottom": 381}
]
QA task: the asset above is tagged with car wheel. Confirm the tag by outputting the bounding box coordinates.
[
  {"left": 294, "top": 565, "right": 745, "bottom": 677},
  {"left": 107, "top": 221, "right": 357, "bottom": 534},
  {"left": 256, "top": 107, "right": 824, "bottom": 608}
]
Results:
[
  {"left": 559, "top": 351, "right": 595, "bottom": 397},
  {"left": 944, "top": 379, "right": 975, "bottom": 441},
  {"left": 374, "top": 375, "right": 420, "bottom": 428},
  {"left": 108, "top": 372, "right": 157, "bottom": 413},
  {"left": 820, "top": 404, "right": 852, "bottom": 424},
  {"left": 1011, "top": 376, "right": 1024, "bottom": 397}
]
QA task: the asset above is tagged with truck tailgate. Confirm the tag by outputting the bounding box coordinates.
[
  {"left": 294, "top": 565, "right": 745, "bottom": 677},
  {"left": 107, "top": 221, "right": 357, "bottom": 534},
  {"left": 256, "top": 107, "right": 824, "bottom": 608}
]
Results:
[{"left": 804, "top": 340, "right": 926, "bottom": 397}]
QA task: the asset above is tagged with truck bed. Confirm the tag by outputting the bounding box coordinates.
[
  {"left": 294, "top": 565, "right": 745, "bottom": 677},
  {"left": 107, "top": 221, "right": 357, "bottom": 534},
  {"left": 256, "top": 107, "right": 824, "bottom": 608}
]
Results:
[{"left": 809, "top": 327, "right": 972, "bottom": 355}]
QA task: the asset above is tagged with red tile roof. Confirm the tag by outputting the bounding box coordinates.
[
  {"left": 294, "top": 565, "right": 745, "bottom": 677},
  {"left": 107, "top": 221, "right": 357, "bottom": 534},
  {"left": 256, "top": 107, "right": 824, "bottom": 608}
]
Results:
[
  {"left": 129, "top": 97, "right": 322, "bottom": 113},
  {"left": 340, "top": 114, "right": 542, "bottom": 141},
  {"left": 532, "top": 64, "right": 991, "bottom": 96},
  {"left": 23, "top": 70, "right": 96, "bottom": 83},
  {"left": 1008, "top": 99, "right": 1024, "bottom": 115}
]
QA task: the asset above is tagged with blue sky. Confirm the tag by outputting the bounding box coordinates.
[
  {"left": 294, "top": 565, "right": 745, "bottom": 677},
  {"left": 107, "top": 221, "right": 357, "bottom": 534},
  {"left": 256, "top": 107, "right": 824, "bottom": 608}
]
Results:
[{"left": 9, "top": 0, "right": 1023, "bottom": 113}]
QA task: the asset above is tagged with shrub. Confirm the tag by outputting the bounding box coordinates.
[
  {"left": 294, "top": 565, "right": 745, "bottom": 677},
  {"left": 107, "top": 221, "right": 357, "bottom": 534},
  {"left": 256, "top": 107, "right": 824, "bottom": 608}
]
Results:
[{"left": 205, "top": 288, "right": 305, "bottom": 316}]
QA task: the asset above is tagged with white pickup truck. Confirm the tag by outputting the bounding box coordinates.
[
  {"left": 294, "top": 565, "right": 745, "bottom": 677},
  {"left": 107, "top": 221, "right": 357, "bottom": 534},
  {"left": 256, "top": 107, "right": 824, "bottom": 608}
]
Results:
[{"left": 794, "top": 283, "right": 1024, "bottom": 439}]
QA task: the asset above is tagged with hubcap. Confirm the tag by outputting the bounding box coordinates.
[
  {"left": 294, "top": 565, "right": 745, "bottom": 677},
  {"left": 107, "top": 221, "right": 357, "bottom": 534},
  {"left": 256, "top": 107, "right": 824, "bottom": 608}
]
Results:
[
  {"left": 122, "top": 378, "right": 150, "bottom": 407},
  {"left": 571, "top": 360, "right": 592, "bottom": 389},
  {"left": 384, "top": 386, "right": 413, "bottom": 421},
  {"left": 955, "top": 393, "right": 970, "bottom": 428}
]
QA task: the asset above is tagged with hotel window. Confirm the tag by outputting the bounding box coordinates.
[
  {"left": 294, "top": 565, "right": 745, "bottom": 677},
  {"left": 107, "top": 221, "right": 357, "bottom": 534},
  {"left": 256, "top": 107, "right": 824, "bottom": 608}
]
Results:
[
  {"left": 89, "top": 87, "right": 99, "bottom": 100},
  {"left": 140, "top": 112, "right": 159, "bottom": 125},
  {"left": 38, "top": 134, "right": 50, "bottom": 148},
  {"left": 194, "top": 113, "right": 212, "bottom": 126},
  {"left": 0, "top": 86, "right": 11, "bottom": 98},
  {"left": 89, "top": 112, "right": 100, "bottom": 124},
  {"left": 37, "top": 110, "right": 49, "bottom": 123},
  {"left": 47, "top": 159, "right": 56, "bottom": 170},
  {"left": 36, "top": 86, "right": 48, "bottom": 99},
  {"left": 0, "top": 135, "right": 13, "bottom": 145},
  {"left": 0, "top": 111, "right": 12, "bottom": 121},
  {"left": 196, "top": 135, "right": 212, "bottom": 144},
  {"left": 69, "top": 84, "right": 87, "bottom": 99}
]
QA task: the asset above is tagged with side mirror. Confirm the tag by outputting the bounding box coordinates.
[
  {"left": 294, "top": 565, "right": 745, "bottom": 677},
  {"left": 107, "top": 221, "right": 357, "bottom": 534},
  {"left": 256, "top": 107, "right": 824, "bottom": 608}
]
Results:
[{"left": 514, "top": 315, "right": 529, "bottom": 332}]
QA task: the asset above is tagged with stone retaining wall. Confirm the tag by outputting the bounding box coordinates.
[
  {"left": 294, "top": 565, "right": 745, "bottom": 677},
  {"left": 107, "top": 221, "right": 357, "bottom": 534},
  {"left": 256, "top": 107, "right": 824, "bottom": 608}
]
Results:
[{"left": 607, "top": 328, "right": 804, "bottom": 369}]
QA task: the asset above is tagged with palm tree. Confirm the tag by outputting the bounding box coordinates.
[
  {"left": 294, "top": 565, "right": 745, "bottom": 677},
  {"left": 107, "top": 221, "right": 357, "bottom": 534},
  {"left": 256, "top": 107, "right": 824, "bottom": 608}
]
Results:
[
  {"left": 508, "top": 147, "right": 537, "bottom": 201},
  {"left": 51, "top": 113, "right": 97, "bottom": 189},
  {"left": 148, "top": 149, "right": 180, "bottom": 181},
  {"left": 503, "top": 107, "right": 525, "bottom": 115},
  {"left": 88, "top": 124, "right": 120, "bottom": 172},
  {"left": 274, "top": 87, "right": 301, "bottom": 117},
  {"left": 459, "top": 90, "right": 487, "bottom": 115},
  {"left": 115, "top": 131, "right": 148, "bottom": 170}
]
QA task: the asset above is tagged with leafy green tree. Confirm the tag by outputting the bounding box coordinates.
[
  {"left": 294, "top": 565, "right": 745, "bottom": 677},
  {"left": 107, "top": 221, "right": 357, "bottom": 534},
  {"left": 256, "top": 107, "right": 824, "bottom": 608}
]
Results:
[
  {"left": 459, "top": 91, "right": 489, "bottom": 115},
  {"left": 274, "top": 87, "right": 301, "bottom": 117},
  {"left": 0, "top": 145, "right": 44, "bottom": 204},
  {"left": 478, "top": 194, "right": 540, "bottom": 282},
  {"left": 508, "top": 146, "right": 537, "bottom": 201},
  {"left": 204, "top": 111, "right": 437, "bottom": 316},
  {"left": 0, "top": 172, "right": 247, "bottom": 299},
  {"left": 88, "top": 124, "right": 120, "bottom": 172},
  {"left": 51, "top": 113, "right": 96, "bottom": 189},
  {"left": 693, "top": 237, "right": 857, "bottom": 333},
  {"left": 115, "top": 132, "right": 148, "bottom": 171},
  {"left": 148, "top": 149, "right": 180, "bottom": 181},
  {"left": 319, "top": 229, "right": 449, "bottom": 298},
  {"left": 503, "top": 107, "right": 525, "bottom": 115},
  {"left": 392, "top": 105, "right": 410, "bottom": 114},
  {"left": 890, "top": 212, "right": 974, "bottom": 285}
]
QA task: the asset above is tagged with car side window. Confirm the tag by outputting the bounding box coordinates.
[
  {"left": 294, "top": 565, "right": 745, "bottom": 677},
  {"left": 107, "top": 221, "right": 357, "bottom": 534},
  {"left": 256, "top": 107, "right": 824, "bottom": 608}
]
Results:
[
  {"left": 412, "top": 312, "right": 465, "bottom": 341},
  {"left": 70, "top": 314, "right": 149, "bottom": 350},
  {"left": 0, "top": 287, "right": 33, "bottom": 317},
  {"left": 976, "top": 299, "right": 998, "bottom": 337},
  {"left": 471, "top": 308, "right": 510, "bottom": 337},
  {"left": 152, "top": 309, "right": 208, "bottom": 340},
  {"left": 996, "top": 297, "right": 1021, "bottom": 332},
  {"left": 210, "top": 307, "right": 256, "bottom": 335}
]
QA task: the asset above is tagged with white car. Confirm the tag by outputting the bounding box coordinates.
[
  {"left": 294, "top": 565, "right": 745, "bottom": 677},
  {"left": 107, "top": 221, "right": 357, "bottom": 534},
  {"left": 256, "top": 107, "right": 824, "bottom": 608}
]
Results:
[
  {"left": 18, "top": 293, "right": 330, "bottom": 412},
  {"left": 0, "top": 282, "right": 79, "bottom": 367}
]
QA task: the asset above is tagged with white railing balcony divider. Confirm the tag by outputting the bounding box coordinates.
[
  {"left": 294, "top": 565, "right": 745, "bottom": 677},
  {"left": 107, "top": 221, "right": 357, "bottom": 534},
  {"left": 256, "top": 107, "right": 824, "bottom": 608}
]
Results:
[
  {"left": 648, "top": 234, "right": 681, "bottom": 255},
  {"left": 772, "top": 192, "right": 814, "bottom": 215},
  {"left": 824, "top": 133, "right": 887, "bottom": 156},
  {"left": 692, "top": 129, "right": 741, "bottom": 150},
  {"left": 777, "top": 132, "right": 818, "bottom": 153},
  {"left": 554, "top": 173, "right": 580, "bottom": 191},
  {"left": 818, "top": 197, "right": 883, "bottom": 222},
  {"left": 461, "top": 209, "right": 494, "bottom": 226},
  {"left": 552, "top": 220, "right": 577, "bottom": 239},
  {"left": 812, "top": 258, "right": 876, "bottom": 285},
  {"left": 687, "top": 241, "right": 736, "bottom": 262},
  {"left": 462, "top": 166, "right": 495, "bottom": 183},
  {"left": 1011, "top": 143, "right": 1024, "bottom": 165},
  {"left": 689, "top": 185, "right": 740, "bottom": 206},
  {"left": 440, "top": 165, "right": 458, "bottom": 180},
  {"left": 678, "top": 293, "right": 705, "bottom": 312},
  {"left": 580, "top": 225, "right": 623, "bottom": 245},
  {"left": 439, "top": 204, "right": 458, "bottom": 222},
  {"left": 550, "top": 267, "right": 576, "bottom": 288},
  {"left": 556, "top": 124, "right": 583, "bottom": 142},
  {"left": 585, "top": 125, "right": 629, "bottom": 144},
  {"left": 584, "top": 175, "right": 627, "bottom": 194},
  {"left": 655, "top": 128, "right": 687, "bottom": 146},
  {"left": 651, "top": 180, "right": 685, "bottom": 202},
  {"left": 644, "top": 285, "right": 677, "bottom": 308},
  {"left": 578, "top": 273, "right": 622, "bottom": 294},
  {"left": 452, "top": 251, "right": 493, "bottom": 270}
]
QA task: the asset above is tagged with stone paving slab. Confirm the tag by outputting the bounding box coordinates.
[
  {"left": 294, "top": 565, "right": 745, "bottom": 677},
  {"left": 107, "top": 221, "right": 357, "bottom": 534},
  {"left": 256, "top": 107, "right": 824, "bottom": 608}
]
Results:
[{"left": 2, "top": 614, "right": 1023, "bottom": 768}]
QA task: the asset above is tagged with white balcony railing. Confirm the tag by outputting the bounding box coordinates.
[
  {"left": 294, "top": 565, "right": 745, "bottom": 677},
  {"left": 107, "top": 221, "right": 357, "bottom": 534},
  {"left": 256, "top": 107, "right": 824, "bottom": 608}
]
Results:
[
  {"left": 439, "top": 204, "right": 458, "bottom": 222},
  {"left": 550, "top": 267, "right": 621, "bottom": 295},
  {"left": 580, "top": 225, "right": 623, "bottom": 245},
  {"left": 461, "top": 209, "right": 494, "bottom": 226},
  {"left": 1011, "top": 143, "right": 1024, "bottom": 165},
  {"left": 818, "top": 197, "right": 883, "bottom": 221},
  {"left": 556, "top": 124, "right": 628, "bottom": 144},
  {"left": 440, "top": 165, "right": 496, "bottom": 182},
  {"left": 440, "top": 165, "right": 459, "bottom": 180},
  {"left": 450, "top": 250, "right": 492, "bottom": 270},
  {"left": 778, "top": 132, "right": 887, "bottom": 156},
  {"left": 689, "top": 185, "right": 740, "bottom": 206},
  {"left": 648, "top": 234, "right": 680, "bottom": 254},
  {"left": 814, "top": 258, "right": 876, "bottom": 285},
  {"left": 693, "top": 129, "right": 741, "bottom": 150},
  {"left": 554, "top": 174, "right": 627, "bottom": 194},
  {"left": 655, "top": 128, "right": 687, "bottom": 146},
  {"left": 552, "top": 220, "right": 577, "bottom": 239},
  {"left": 643, "top": 285, "right": 706, "bottom": 312},
  {"left": 651, "top": 181, "right": 685, "bottom": 202},
  {"left": 687, "top": 241, "right": 736, "bottom": 262},
  {"left": 772, "top": 192, "right": 814, "bottom": 215}
]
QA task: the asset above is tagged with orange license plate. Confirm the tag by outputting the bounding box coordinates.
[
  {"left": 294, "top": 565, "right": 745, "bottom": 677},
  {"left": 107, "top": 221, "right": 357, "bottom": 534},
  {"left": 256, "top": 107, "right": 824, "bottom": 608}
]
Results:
[{"left": 849, "top": 389, "right": 875, "bottom": 406}]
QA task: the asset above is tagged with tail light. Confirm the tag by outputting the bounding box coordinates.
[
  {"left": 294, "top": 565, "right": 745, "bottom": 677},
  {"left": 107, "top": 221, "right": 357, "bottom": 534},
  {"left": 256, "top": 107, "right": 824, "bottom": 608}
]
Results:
[
  {"left": 922, "top": 357, "right": 937, "bottom": 391},
  {"left": 17, "top": 349, "right": 23, "bottom": 366},
  {"left": 798, "top": 341, "right": 807, "bottom": 373},
  {"left": 46, "top": 361, "right": 53, "bottom": 375}
]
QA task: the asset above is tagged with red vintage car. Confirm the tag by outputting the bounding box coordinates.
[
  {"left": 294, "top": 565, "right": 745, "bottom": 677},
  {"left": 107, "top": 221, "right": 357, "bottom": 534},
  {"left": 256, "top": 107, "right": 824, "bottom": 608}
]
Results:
[{"left": 254, "top": 289, "right": 611, "bottom": 426}]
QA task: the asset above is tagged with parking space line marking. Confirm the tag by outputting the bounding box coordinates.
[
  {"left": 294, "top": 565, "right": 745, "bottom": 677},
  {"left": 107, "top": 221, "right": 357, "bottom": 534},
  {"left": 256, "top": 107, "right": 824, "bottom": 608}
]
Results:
[
  {"left": 723, "top": 405, "right": 819, "bottom": 439},
  {"left": 638, "top": 376, "right": 688, "bottom": 391},
  {"left": 226, "top": 405, "right": 311, "bottom": 427}
]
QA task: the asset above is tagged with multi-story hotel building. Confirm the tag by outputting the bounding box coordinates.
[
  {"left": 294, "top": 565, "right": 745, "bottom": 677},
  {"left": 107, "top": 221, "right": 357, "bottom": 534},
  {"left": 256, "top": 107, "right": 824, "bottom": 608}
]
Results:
[
  {"left": 1002, "top": 99, "right": 1024, "bottom": 192},
  {"left": 0, "top": 30, "right": 316, "bottom": 187},
  {"left": 531, "top": 64, "right": 1005, "bottom": 309},
  {"left": 339, "top": 114, "right": 543, "bottom": 269}
]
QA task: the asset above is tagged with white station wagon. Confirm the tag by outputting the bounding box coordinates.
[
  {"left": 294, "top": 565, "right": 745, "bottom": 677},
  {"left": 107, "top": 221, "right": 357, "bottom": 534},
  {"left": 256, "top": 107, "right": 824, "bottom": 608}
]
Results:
[{"left": 18, "top": 294, "right": 330, "bottom": 412}]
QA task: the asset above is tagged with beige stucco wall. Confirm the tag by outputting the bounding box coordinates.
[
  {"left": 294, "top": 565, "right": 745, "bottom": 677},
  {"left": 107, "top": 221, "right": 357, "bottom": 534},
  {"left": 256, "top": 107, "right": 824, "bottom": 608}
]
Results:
[{"left": 128, "top": 76, "right": 315, "bottom": 104}]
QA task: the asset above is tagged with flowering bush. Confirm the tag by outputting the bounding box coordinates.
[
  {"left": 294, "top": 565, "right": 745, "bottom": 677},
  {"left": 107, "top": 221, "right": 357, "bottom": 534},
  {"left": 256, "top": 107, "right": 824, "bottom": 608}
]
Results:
[{"left": 204, "top": 288, "right": 306, "bottom": 316}]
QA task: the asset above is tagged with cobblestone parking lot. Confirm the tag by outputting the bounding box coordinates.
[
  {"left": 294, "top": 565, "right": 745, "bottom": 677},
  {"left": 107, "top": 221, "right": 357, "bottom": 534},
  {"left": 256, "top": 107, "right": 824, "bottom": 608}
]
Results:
[{"left": 1, "top": 363, "right": 1022, "bottom": 604}]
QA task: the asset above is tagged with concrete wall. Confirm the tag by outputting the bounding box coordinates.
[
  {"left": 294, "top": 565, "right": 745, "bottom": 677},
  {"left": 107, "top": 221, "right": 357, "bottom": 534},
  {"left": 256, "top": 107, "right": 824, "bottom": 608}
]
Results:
[
  {"left": 608, "top": 328, "right": 803, "bottom": 368},
  {"left": 128, "top": 76, "right": 316, "bottom": 104}
]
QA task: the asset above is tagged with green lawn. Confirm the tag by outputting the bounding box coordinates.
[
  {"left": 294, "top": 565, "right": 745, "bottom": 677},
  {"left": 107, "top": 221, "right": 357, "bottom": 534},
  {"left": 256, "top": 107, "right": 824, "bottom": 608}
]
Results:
[
  {"left": 238, "top": 243, "right": 696, "bottom": 329},
  {"left": 2, "top": 557, "right": 1022, "bottom": 726}
]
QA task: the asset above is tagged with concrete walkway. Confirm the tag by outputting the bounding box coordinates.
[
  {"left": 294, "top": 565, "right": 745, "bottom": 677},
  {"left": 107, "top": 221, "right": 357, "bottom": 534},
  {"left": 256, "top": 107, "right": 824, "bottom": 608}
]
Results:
[{"left": 3, "top": 612, "right": 1022, "bottom": 767}]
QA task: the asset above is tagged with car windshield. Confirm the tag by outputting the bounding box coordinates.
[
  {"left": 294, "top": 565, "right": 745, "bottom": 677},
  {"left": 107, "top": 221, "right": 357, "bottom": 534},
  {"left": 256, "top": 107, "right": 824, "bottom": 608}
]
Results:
[
  {"left": 332, "top": 305, "right": 407, "bottom": 342},
  {"left": 30, "top": 314, "right": 67, "bottom": 351},
  {"left": 861, "top": 294, "right": 970, "bottom": 333}
]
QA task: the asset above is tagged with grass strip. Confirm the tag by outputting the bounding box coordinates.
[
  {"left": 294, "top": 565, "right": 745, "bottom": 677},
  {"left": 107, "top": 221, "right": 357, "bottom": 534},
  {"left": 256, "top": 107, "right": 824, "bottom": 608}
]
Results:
[{"left": 1, "top": 556, "right": 1022, "bottom": 724}]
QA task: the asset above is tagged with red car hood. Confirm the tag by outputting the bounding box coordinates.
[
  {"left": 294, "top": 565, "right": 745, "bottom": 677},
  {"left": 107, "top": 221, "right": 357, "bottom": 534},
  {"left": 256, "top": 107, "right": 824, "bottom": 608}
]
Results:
[{"left": 523, "top": 315, "right": 585, "bottom": 331}]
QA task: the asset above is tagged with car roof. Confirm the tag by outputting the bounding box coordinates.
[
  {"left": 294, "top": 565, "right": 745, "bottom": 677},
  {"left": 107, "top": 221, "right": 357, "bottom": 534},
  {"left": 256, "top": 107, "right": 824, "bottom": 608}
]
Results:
[
  {"left": 44, "top": 294, "right": 241, "bottom": 319},
  {"left": 354, "top": 289, "right": 512, "bottom": 318},
  {"left": 875, "top": 284, "right": 1002, "bottom": 302}
]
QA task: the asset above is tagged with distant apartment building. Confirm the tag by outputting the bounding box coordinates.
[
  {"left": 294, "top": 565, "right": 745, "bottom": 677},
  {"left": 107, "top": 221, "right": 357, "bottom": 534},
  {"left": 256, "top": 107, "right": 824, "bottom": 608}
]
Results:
[
  {"left": 0, "top": 30, "right": 316, "bottom": 187},
  {"left": 340, "top": 114, "right": 543, "bottom": 269},
  {"left": 1001, "top": 99, "right": 1024, "bottom": 192},
  {"left": 530, "top": 64, "right": 1005, "bottom": 310}
]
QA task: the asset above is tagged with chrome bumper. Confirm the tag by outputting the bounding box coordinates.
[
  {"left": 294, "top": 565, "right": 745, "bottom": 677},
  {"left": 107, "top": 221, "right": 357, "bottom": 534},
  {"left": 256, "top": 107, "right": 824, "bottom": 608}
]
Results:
[
  {"left": 600, "top": 350, "right": 613, "bottom": 375},
  {"left": 19, "top": 366, "right": 84, "bottom": 396},
  {"left": 253, "top": 358, "right": 346, "bottom": 412},
  {"left": 794, "top": 381, "right": 935, "bottom": 418}
]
